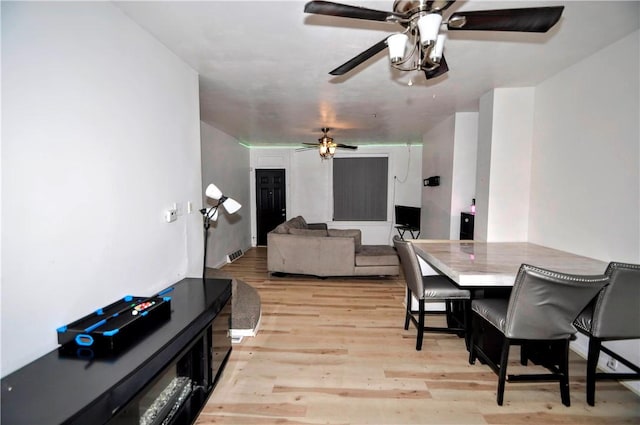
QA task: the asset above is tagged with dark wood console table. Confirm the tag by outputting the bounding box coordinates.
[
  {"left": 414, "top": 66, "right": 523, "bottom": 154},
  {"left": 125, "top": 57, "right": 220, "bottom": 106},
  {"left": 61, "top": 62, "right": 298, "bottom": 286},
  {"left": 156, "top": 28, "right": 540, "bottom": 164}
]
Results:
[{"left": 1, "top": 277, "right": 232, "bottom": 425}]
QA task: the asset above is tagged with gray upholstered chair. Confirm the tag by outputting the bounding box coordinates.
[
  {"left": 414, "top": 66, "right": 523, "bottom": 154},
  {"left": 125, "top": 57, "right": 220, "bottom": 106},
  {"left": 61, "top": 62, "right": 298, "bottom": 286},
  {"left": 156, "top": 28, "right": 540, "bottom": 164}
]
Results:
[
  {"left": 393, "top": 237, "right": 470, "bottom": 351},
  {"left": 573, "top": 262, "right": 640, "bottom": 406},
  {"left": 469, "top": 264, "right": 608, "bottom": 406}
]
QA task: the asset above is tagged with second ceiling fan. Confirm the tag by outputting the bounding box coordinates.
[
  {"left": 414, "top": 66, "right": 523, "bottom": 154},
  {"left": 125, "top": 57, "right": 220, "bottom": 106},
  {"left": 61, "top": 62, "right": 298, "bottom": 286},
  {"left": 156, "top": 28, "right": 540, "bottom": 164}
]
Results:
[
  {"left": 304, "top": 0, "right": 564, "bottom": 81},
  {"left": 302, "top": 128, "right": 358, "bottom": 159}
]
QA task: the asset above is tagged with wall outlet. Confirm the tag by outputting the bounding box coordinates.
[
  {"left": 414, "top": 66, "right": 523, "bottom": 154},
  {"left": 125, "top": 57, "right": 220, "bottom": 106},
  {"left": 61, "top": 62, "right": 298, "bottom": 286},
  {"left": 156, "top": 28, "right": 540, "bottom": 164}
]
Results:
[
  {"left": 606, "top": 358, "right": 618, "bottom": 370},
  {"left": 165, "top": 209, "right": 177, "bottom": 223}
]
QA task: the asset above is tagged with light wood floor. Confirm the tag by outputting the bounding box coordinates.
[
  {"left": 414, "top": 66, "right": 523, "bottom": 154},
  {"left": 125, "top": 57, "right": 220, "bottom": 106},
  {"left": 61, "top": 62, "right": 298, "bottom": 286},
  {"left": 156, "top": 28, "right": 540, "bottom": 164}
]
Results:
[{"left": 196, "top": 247, "right": 639, "bottom": 424}]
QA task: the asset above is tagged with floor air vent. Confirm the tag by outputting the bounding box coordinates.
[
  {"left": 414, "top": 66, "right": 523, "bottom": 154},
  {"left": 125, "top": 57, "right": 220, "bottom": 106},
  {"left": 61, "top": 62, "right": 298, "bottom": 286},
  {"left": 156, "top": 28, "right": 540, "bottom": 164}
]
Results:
[{"left": 226, "top": 249, "right": 243, "bottom": 263}]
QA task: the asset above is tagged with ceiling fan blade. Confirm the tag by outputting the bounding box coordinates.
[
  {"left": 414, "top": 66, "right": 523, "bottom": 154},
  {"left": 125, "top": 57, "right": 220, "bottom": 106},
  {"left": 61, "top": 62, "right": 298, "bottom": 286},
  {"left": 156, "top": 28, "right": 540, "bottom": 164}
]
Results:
[
  {"left": 302, "top": 142, "right": 320, "bottom": 146},
  {"left": 329, "top": 38, "right": 388, "bottom": 75},
  {"left": 304, "top": 1, "right": 403, "bottom": 22},
  {"left": 447, "top": 6, "right": 564, "bottom": 33},
  {"left": 336, "top": 144, "right": 358, "bottom": 150},
  {"left": 424, "top": 56, "right": 449, "bottom": 80}
]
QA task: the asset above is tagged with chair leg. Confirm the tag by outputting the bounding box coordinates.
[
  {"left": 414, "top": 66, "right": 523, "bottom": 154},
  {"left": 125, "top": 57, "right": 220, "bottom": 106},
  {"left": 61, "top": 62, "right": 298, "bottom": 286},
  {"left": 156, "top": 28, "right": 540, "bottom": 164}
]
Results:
[
  {"left": 586, "top": 337, "right": 602, "bottom": 406},
  {"left": 404, "top": 287, "right": 411, "bottom": 331},
  {"left": 497, "top": 339, "right": 511, "bottom": 406},
  {"left": 468, "top": 312, "right": 477, "bottom": 365},
  {"left": 559, "top": 339, "right": 571, "bottom": 407},
  {"left": 416, "top": 301, "right": 425, "bottom": 351},
  {"left": 463, "top": 300, "right": 471, "bottom": 351},
  {"left": 520, "top": 341, "right": 528, "bottom": 366},
  {"left": 445, "top": 300, "right": 453, "bottom": 328}
]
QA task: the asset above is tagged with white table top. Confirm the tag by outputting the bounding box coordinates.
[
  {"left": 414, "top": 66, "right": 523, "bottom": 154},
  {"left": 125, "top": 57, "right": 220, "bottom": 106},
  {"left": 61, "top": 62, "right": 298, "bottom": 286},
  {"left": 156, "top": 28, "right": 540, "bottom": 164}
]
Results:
[{"left": 410, "top": 240, "right": 608, "bottom": 287}]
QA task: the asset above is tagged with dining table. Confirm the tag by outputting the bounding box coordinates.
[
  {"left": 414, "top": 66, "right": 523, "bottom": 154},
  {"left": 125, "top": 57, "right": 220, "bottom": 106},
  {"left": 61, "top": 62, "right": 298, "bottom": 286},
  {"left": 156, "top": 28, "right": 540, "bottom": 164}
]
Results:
[
  {"left": 408, "top": 240, "right": 609, "bottom": 360},
  {"left": 409, "top": 240, "right": 608, "bottom": 289}
]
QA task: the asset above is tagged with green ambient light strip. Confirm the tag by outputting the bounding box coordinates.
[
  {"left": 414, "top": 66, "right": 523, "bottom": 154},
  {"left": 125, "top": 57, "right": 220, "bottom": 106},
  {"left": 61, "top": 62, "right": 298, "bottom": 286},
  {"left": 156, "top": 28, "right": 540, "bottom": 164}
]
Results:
[{"left": 240, "top": 142, "right": 422, "bottom": 149}]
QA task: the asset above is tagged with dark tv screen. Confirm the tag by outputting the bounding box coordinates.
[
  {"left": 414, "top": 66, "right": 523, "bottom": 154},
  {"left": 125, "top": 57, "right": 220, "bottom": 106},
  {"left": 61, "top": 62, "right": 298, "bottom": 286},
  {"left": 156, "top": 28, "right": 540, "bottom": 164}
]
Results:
[{"left": 395, "top": 205, "right": 420, "bottom": 229}]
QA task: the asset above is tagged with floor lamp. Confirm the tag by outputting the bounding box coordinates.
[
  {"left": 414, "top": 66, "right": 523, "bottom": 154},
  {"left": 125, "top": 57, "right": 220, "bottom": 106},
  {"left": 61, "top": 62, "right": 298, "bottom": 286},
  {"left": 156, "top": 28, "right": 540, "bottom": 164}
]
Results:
[{"left": 200, "top": 183, "right": 242, "bottom": 279}]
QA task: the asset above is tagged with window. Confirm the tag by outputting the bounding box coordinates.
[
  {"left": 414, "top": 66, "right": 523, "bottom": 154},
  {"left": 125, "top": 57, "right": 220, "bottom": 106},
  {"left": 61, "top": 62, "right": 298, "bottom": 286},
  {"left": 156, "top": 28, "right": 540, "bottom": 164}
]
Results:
[{"left": 333, "top": 156, "right": 388, "bottom": 221}]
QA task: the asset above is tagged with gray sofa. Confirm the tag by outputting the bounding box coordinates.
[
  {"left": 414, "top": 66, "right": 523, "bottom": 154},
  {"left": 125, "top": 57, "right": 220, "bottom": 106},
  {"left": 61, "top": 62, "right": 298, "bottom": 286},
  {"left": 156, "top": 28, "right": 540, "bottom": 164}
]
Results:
[{"left": 267, "top": 216, "right": 399, "bottom": 277}]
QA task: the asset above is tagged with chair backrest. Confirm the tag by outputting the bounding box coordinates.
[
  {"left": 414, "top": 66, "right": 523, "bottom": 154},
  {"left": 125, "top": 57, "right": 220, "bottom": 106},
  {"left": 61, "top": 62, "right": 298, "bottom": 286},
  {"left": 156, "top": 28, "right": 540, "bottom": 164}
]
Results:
[
  {"left": 504, "top": 264, "right": 609, "bottom": 340},
  {"left": 589, "top": 262, "right": 640, "bottom": 339},
  {"left": 393, "top": 237, "right": 424, "bottom": 298}
]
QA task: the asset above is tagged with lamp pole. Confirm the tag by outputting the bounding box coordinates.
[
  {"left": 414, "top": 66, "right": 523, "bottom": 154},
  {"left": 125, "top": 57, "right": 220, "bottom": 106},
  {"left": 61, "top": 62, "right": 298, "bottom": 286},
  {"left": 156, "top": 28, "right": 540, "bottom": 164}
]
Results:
[
  {"left": 200, "top": 182, "right": 241, "bottom": 279},
  {"left": 200, "top": 206, "right": 216, "bottom": 279}
]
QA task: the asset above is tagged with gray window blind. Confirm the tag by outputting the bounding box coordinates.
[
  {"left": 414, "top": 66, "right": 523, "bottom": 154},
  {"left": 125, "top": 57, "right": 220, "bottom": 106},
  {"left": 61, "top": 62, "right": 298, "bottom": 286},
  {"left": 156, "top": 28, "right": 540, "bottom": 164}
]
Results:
[{"left": 333, "top": 157, "right": 388, "bottom": 221}]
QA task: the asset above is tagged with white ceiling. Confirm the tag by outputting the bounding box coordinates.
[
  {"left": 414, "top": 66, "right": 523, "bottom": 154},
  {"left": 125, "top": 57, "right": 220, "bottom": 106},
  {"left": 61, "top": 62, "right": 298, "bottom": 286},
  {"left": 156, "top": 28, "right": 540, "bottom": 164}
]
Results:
[{"left": 115, "top": 1, "right": 639, "bottom": 147}]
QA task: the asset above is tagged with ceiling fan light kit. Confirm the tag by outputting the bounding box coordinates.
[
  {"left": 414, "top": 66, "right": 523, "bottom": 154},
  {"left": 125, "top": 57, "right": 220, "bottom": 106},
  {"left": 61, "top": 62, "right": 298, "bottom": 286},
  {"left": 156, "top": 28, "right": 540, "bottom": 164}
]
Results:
[
  {"left": 302, "top": 128, "right": 358, "bottom": 159},
  {"left": 387, "top": 33, "right": 408, "bottom": 63},
  {"left": 304, "top": 0, "right": 564, "bottom": 82},
  {"left": 386, "top": 12, "right": 446, "bottom": 74},
  {"left": 417, "top": 12, "right": 442, "bottom": 46},
  {"left": 319, "top": 131, "right": 337, "bottom": 159}
]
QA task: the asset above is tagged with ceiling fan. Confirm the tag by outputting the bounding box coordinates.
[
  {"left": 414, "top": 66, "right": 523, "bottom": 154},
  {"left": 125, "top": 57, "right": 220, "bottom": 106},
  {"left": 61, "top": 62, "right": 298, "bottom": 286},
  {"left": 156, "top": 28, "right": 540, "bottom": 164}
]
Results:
[
  {"left": 302, "top": 128, "right": 358, "bottom": 159},
  {"left": 304, "top": 0, "right": 564, "bottom": 81}
]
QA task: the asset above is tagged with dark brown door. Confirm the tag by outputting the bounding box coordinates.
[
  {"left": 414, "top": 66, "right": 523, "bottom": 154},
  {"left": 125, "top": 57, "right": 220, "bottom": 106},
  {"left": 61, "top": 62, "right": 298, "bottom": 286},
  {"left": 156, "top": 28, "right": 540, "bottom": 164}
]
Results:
[{"left": 256, "top": 169, "right": 286, "bottom": 245}]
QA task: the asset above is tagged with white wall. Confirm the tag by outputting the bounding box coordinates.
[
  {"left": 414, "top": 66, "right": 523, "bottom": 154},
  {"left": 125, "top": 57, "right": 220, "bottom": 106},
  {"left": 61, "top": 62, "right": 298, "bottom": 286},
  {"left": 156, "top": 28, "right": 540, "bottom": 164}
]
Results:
[
  {"left": 421, "top": 113, "right": 478, "bottom": 240},
  {"left": 421, "top": 116, "right": 455, "bottom": 239},
  {"left": 530, "top": 30, "right": 640, "bottom": 393},
  {"left": 530, "top": 31, "right": 640, "bottom": 262},
  {"left": 476, "top": 88, "right": 535, "bottom": 242},
  {"left": 0, "top": 3, "right": 3, "bottom": 298},
  {"left": 475, "top": 91, "right": 494, "bottom": 241},
  {"left": 250, "top": 145, "right": 422, "bottom": 245},
  {"left": 1, "top": 2, "right": 202, "bottom": 376},
  {"left": 450, "top": 113, "right": 479, "bottom": 239},
  {"left": 200, "top": 123, "right": 251, "bottom": 269},
  {"left": 292, "top": 149, "right": 331, "bottom": 223}
]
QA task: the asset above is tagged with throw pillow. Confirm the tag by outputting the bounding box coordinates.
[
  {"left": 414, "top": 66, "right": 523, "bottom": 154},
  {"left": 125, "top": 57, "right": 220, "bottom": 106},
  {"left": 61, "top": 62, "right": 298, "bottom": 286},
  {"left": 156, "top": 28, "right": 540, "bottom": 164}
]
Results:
[
  {"left": 289, "top": 228, "right": 328, "bottom": 237},
  {"left": 272, "top": 223, "right": 289, "bottom": 234},
  {"left": 287, "top": 216, "right": 308, "bottom": 230}
]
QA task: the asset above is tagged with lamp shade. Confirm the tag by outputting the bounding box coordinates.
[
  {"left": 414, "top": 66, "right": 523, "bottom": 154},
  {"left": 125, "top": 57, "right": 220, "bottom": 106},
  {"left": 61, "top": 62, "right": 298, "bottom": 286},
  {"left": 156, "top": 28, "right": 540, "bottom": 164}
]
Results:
[
  {"left": 417, "top": 13, "right": 442, "bottom": 46},
  {"left": 430, "top": 34, "right": 446, "bottom": 62},
  {"left": 205, "top": 183, "right": 223, "bottom": 200},
  {"left": 221, "top": 197, "right": 242, "bottom": 214},
  {"left": 205, "top": 206, "right": 219, "bottom": 221},
  {"left": 387, "top": 33, "right": 408, "bottom": 63}
]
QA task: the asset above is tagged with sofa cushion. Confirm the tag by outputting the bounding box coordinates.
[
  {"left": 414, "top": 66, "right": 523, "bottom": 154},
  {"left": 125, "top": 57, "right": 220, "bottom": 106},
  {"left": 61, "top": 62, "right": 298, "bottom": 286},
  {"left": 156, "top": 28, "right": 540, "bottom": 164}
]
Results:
[
  {"left": 289, "top": 228, "right": 328, "bottom": 237},
  {"left": 355, "top": 245, "right": 399, "bottom": 267},
  {"left": 307, "top": 222, "right": 328, "bottom": 231},
  {"left": 327, "top": 229, "right": 361, "bottom": 248}
]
